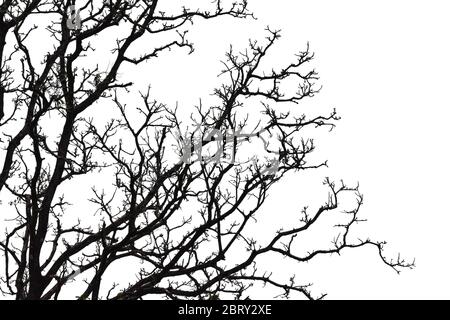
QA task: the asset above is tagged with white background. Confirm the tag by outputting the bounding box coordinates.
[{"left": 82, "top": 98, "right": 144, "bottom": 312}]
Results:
[
  {"left": 155, "top": 0, "right": 449, "bottom": 299},
  {"left": 250, "top": 0, "right": 450, "bottom": 299},
  {"left": 2, "top": 0, "right": 450, "bottom": 299}
]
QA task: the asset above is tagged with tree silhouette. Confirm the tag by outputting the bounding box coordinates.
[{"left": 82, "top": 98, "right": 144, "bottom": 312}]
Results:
[{"left": 0, "top": 0, "right": 413, "bottom": 300}]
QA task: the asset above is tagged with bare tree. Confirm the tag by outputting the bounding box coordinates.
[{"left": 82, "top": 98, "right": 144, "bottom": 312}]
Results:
[{"left": 0, "top": 0, "right": 413, "bottom": 300}]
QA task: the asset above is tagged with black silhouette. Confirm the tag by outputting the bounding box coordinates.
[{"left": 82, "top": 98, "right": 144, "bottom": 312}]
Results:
[{"left": 0, "top": 0, "right": 413, "bottom": 300}]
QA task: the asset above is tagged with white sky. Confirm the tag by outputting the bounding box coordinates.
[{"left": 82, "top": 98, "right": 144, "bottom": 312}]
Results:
[
  {"left": 110, "top": 0, "right": 450, "bottom": 299},
  {"left": 158, "top": 0, "right": 449, "bottom": 299},
  {"left": 245, "top": 0, "right": 450, "bottom": 299},
  {"left": 1, "top": 0, "right": 450, "bottom": 299}
]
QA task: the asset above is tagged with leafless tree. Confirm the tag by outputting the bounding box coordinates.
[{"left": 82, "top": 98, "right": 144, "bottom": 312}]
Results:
[{"left": 0, "top": 0, "right": 413, "bottom": 300}]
